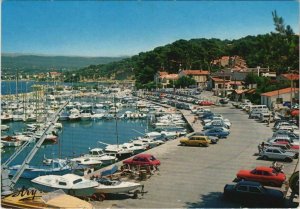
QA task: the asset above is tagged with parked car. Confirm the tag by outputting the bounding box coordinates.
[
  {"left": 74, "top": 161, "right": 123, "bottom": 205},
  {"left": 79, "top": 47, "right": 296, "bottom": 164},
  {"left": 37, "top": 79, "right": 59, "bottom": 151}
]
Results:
[
  {"left": 267, "top": 135, "right": 299, "bottom": 146},
  {"left": 223, "top": 181, "right": 284, "bottom": 206},
  {"left": 203, "top": 120, "right": 229, "bottom": 130},
  {"left": 236, "top": 166, "right": 286, "bottom": 187},
  {"left": 180, "top": 135, "right": 211, "bottom": 147},
  {"left": 272, "top": 130, "right": 299, "bottom": 141},
  {"left": 265, "top": 142, "right": 299, "bottom": 158},
  {"left": 123, "top": 154, "right": 160, "bottom": 166},
  {"left": 219, "top": 98, "right": 229, "bottom": 104},
  {"left": 203, "top": 127, "right": 230, "bottom": 138},
  {"left": 199, "top": 101, "right": 214, "bottom": 106},
  {"left": 274, "top": 122, "right": 297, "bottom": 131},
  {"left": 259, "top": 147, "right": 296, "bottom": 162},
  {"left": 190, "top": 132, "right": 219, "bottom": 144}
]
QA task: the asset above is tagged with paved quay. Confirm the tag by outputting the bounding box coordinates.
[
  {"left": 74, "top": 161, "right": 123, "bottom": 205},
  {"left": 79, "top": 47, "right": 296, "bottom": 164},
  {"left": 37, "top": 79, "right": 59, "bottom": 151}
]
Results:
[{"left": 91, "top": 104, "right": 299, "bottom": 208}]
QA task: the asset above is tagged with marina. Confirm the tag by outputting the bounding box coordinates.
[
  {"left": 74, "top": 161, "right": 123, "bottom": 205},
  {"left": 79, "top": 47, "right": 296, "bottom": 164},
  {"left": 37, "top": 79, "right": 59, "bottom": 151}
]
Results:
[
  {"left": 1, "top": 2, "right": 299, "bottom": 207},
  {"left": 1, "top": 84, "right": 298, "bottom": 208}
]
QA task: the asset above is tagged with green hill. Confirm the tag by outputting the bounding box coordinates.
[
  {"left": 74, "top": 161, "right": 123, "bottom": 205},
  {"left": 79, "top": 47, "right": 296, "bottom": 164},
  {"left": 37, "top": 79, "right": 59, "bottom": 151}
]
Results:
[{"left": 67, "top": 33, "right": 298, "bottom": 87}]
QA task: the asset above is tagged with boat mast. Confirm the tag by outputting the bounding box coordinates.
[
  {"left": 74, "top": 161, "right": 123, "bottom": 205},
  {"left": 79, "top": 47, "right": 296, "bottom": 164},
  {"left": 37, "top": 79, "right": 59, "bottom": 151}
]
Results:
[
  {"left": 15, "top": 69, "right": 18, "bottom": 107},
  {"left": 114, "top": 94, "right": 119, "bottom": 148}
]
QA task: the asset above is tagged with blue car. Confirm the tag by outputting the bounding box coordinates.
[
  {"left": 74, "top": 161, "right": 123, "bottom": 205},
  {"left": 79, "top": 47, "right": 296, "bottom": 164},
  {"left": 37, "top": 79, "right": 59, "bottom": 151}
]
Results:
[
  {"left": 203, "top": 127, "right": 229, "bottom": 138},
  {"left": 203, "top": 121, "right": 229, "bottom": 130}
]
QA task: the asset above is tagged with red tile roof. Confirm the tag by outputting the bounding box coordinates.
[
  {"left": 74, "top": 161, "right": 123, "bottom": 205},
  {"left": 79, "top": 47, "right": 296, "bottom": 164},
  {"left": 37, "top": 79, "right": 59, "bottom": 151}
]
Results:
[
  {"left": 49, "top": 72, "right": 61, "bottom": 75},
  {"left": 159, "top": 71, "right": 168, "bottom": 76},
  {"left": 160, "top": 74, "right": 179, "bottom": 80},
  {"left": 261, "top": 87, "right": 299, "bottom": 97},
  {"left": 182, "top": 70, "right": 209, "bottom": 75},
  {"left": 281, "top": 73, "right": 299, "bottom": 81}
]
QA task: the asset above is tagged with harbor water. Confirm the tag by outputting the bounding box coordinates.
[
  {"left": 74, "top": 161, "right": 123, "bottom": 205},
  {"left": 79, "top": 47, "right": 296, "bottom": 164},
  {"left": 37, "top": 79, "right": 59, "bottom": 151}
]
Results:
[{"left": 1, "top": 115, "right": 153, "bottom": 188}]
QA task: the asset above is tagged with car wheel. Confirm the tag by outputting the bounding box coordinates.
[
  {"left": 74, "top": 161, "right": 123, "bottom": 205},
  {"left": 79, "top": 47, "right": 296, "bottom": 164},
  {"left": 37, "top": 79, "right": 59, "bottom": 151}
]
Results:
[
  {"left": 262, "top": 155, "right": 268, "bottom": 160},
  {"left": 181, "top": 143, "right": 186, "bottom": 146},
  {"left": 285, "top": 157, "right": 293, "bottom": 162}
]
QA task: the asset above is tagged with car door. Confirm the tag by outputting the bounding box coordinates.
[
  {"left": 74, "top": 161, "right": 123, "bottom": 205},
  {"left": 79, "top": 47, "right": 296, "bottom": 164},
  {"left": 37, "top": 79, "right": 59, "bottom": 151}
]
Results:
[
  {"left": 189, "top": 137, "right": 196, "bottom": 146},
  {"left": 272, "top": 149, "right": 282, "bottom": 160},
  {"left": 248, "top": 186, "right": 265, "bottom": 203},
  {"left": 251, "top": 170, "right": 263, "bottom": 182},
  {"left": 264, "top": 148, "right": 273, "bottom": 159},
  {"left": 235, "top": 185, "right": 248, "bottom": 201}
]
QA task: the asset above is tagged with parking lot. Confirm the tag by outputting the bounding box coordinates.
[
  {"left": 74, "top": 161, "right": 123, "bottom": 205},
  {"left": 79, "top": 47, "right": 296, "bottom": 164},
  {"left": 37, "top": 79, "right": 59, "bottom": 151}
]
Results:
[{"left": 93, "top": 103, "right": 299, "bottom": 208}]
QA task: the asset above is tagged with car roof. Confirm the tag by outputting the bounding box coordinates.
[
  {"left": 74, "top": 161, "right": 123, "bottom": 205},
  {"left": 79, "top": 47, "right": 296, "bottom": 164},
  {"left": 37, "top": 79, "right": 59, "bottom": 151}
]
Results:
[
  {"left": 266, "top": 147, "right": 282, "bottom": 150},
  {"left": 135, "top": 154, "right": 153, "bottom": 158},
  {"left": 255, "top": 166, "right": 273, "bottom": 172},
  {"left": 237, "top": 181, "right": 261, "bottom": 186}
]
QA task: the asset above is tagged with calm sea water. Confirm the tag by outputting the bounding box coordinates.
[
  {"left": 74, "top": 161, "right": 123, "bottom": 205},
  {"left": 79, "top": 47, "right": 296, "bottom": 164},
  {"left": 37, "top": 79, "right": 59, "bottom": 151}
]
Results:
[{"left": 1, "top": 81, "right": 110, "bottom": 95}]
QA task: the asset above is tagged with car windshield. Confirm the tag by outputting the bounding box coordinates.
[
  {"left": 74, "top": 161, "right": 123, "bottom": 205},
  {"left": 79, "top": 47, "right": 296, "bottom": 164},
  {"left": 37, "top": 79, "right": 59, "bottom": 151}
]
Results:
[{"left": 149, "top": 156, "right": 156, "bottom": 161}]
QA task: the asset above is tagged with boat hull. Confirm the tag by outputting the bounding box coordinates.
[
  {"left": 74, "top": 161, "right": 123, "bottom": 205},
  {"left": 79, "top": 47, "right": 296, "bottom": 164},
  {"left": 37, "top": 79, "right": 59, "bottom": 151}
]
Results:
[
  {"left": 95, "top": 183, "right": 141, "bottom": 194},
  {"left": 32, "top": 183, "right": 96, "bottom": 197},
  {"left": 9, "top": 166, "right": 72, "bottom": 179}
]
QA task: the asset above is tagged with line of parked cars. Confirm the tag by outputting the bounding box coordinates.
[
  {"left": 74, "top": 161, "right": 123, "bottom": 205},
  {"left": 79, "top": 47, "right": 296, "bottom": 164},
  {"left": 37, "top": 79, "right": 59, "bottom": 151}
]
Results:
[
  {"left": 179, "top": 108, "right": 231, "bottom": 147},
  {"left": 225, "top": 100, "right": 299, "bottom": 207}
]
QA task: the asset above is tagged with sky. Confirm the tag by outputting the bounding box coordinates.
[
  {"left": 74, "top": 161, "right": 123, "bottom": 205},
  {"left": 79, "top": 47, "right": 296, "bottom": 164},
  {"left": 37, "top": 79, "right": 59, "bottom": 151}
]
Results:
[{"left": 2, "top": 1, "right": 299, "bottom": 57}]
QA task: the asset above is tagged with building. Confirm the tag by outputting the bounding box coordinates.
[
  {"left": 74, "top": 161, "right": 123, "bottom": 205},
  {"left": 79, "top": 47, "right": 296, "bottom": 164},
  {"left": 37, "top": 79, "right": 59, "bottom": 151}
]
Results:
[
  {"left": 178, "top": 70, "right": 209, "bottom": 88},
  {"left": 261, "top": 87, "right": 299, "bottom": 109},
  {"left": 48, "top": 72, "right": 62, "bottom": 79},
  {"left": 212, "top": 55, "right": 247, "bottom": 69},
  {"left": 278, "top": 73, "right": 299, "bottom": 88},
  {"left": 154, "top": 71, "right": 179, "bottom": 88}
]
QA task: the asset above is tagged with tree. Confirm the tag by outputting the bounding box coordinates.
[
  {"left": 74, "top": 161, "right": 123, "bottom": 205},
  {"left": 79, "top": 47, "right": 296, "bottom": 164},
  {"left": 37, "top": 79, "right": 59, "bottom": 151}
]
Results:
[
  {"left": 272, "top": 10, "right": 294, "bottom": 36},
  {"left": 174, "top": 76, "right": 196, "bottom": 88}
]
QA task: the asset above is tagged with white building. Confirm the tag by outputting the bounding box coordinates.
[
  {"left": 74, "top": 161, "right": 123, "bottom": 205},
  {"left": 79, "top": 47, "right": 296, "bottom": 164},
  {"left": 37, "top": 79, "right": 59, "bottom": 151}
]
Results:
[{"left": 261, "top": 87, "right": 299, "bottom": 109}]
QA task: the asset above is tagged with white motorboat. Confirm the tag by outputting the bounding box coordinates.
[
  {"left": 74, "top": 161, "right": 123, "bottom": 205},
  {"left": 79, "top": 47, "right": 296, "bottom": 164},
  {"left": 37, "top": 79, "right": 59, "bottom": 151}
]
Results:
[
  {"left": 94, "top": 178, "right": 142, "bottom": 194},
  {"left": 81, "top": 148, "right": 117, "bottom": 165},
  {"left": 109, "top": 107, "right": 119, "bottom": 114},
  {"left": 69, "top": 108, "right": 81, "bottom": 121},
  {"left": 80, "top": 112, "right": 92, "bottom": 121},
  {"left": 91, "top": 113, "right": 105, "bottom": 119},
  {"left": 160, "top": 131, "right": 178, "bottom": 139},
  {"left": 31, "top": 174, "right": 98, "bottom": 197},
  {"left": 70, "top": 157, "right": 103, "bottom": 169},
  {"left": 1, "top": 113, "right": 13, "bottom": 122},
  {"left": 1, "top": 136, "right": 23, "bottom": 147},
  {"left": 1, "top": 124, "right": 9, "bottom": 131},
  {"left": 12, "top": 114, "right": 25, "bottom": 122},
  {"left": 103, "top": 144, "right": 133, "bottom": 160},
  {"left": 121, "top": 142, "right": 147, "bottom": 154},
  {"left": 69, "top": 113, "right": 81, "bottom": 121}
]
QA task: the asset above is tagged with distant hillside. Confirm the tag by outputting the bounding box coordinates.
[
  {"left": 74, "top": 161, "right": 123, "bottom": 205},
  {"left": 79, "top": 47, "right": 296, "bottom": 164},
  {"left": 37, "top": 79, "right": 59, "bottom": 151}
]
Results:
[
  {"left": 1, "top": 54, "right": 127, "bottom": 73},
  {"left": 68, "top": 33, "right": 298, "bottom": 86}
]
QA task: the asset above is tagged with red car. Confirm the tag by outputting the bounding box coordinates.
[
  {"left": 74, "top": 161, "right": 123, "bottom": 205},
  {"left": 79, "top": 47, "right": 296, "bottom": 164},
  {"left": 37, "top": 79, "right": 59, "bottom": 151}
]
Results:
[
  {"left": 123, "top": 154, "right": 161, "bottom": 166},
  {"left": 236, "top": 166, "right": 286, "bottom": 187},
  {"left": 199, "top": 101, "right": 214, "bottom": 106},
  {"left": 275, "top": 141, "right": 299, "bottom": 150}
]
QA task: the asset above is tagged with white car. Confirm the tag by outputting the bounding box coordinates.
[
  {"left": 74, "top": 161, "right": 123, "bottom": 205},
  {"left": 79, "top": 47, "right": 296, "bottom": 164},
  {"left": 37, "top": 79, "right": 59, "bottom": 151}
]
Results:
[
  {"left": 260, "top": 147, "right": 296, "bottom": 162},
  {"left": 204, "top": 119, "right": 231, "bottom": 129}
]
